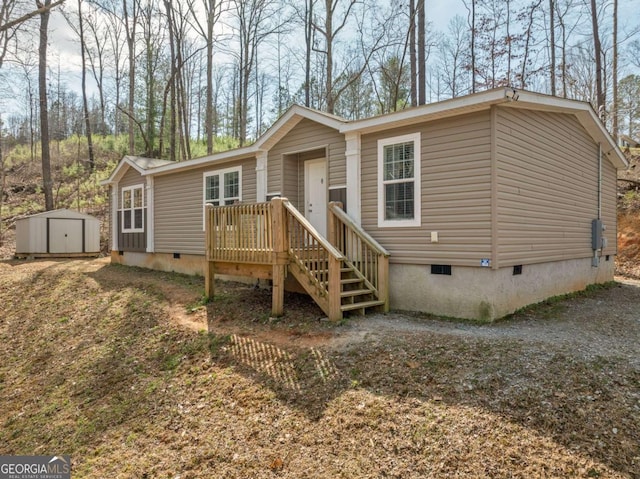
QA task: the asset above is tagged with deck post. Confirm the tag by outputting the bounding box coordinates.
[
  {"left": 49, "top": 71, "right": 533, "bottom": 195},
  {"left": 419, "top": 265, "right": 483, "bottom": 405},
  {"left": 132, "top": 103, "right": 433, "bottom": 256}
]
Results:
[
  {"left": 204, "top": 205, "right": 215, "bottom": 300},
  {"left": 327, "top": 201, "right": 343, "bottom": 248},
  {"left": 378, "top": 254, "right": 390, "bottom": 313},
  {"left": 271, "top": 197, "right": 288, "bottom": 317},
  {"left": 328, "top": 254, "right": 342, "bottom": 321}
]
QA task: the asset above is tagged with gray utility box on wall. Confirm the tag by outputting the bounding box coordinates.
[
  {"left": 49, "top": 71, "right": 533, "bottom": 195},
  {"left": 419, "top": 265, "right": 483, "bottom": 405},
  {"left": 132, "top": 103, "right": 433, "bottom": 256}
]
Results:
[{"left": 15, "top": 209, "right": 101, "bottom": 258}]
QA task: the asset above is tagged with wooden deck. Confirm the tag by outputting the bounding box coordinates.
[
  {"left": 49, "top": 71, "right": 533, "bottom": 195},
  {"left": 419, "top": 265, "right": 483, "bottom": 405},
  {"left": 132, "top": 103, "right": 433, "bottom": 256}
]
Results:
[{"left": 205, "top": 198, "right": 389, "bottom": 321}]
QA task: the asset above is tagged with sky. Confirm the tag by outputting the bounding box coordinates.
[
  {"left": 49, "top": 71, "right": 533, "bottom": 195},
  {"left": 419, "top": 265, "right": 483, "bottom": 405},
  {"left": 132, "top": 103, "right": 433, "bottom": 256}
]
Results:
[
  {"left": 3, "top": 0, "right": 640, "bottom": 117},
  {"left": 41, "top": 0, "right": 469, "bottom": 94}
]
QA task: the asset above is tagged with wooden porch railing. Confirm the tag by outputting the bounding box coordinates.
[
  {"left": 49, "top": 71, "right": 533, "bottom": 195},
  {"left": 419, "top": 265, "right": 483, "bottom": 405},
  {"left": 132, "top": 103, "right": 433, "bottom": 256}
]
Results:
[
  {"left": 205, "top": 198, "right": 390, "bottom": 320},
  {"left": 206, "top": 202, "right": 273, "bottom": 264},
  {"left": 328, "top": 202, "right": 390, "bottom": 312},
  {"left": 282, "top": 200, "right": 345, "bottom": 320}
]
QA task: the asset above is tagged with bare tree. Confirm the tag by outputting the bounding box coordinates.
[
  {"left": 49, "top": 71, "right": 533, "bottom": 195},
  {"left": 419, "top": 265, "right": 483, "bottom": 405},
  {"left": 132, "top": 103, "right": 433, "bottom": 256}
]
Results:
[
  {"left": 417, "top": 0, "right": 425, "bottom": 104},
  {"left": 312, "top": 0, "right": 358, "bottom": 114},
  {"left": 123, "top": 0, "right": 139, "bottom": 154},
  {"left": 37, "top": 0, "right": 53, "bottom": 210},
  {"left": 590, "top": 0, "right": 604, "bottom": 115},
  {"left": 0, "top": 0, "right": 64, "bottom": 34},
  {"left": 76, "top": 0, "right": 95, "bottom": 169},
  {"left": 186, "top": 0, "right": 225, "bottom": 155},
  {"left": 230, "top": 0, "right": 280, "bottom": 145},
  {"left": 611, "top": 0, "right": 618, "bottom": 139},
  {"left": 438, "top": 15, "right": 470, "bottom": 98},
  {"left": 409, "top": 0, "right": 417, "bottom": 106},
  {"left": 84, "top": 3, "right": 108, "bottom": 135},
  {"left": 463, "top": 0, "right": 476, "bottom": 93},
  {"left": 549, "top": 0, "right": 556, "bottom": 95}
]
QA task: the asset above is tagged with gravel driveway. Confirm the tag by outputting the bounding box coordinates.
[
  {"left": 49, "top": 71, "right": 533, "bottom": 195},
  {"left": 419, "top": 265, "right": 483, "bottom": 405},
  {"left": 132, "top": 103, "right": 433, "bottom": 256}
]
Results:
[{"left": 335, "top": 278, "right": 640, "bottom": 368}]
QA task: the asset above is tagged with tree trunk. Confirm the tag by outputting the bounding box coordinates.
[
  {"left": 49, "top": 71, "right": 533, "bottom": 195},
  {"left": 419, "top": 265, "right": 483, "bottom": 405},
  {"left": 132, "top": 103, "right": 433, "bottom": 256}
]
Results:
[
  {"left": 590, "top": 0, "right": 604, "bottom": 115},
  {"left": 409, "top": 0, "right": 417, "bottom": 107},
  {"left": 78, "top": 0, "right": 94, "bottom": 171},
  {"left": 206, "top": 1, "right": 214, "bottom": 154},
  {"left": 124, "top": 0, "right": 136, "bottom": 155},
  {"left": 549, "top": 0, "right": 556, "bottom": 96},
  {"left": 470, "top": 0, "right": 476, "bottom": 93},
  {"left": 38, "top": 0, "right": 54, "bottom": 211},
  {"left": 417, "top": 0, "right": 425, "bottom": 105},
  {"left": 612, "top": 0, "right": 618, "bottom": 139},
  {"left": 325, "top": 0, "right": 334, "bottom": 114},
  {"left": 304, "top": 0, "right": 313, "bottom": 108}
]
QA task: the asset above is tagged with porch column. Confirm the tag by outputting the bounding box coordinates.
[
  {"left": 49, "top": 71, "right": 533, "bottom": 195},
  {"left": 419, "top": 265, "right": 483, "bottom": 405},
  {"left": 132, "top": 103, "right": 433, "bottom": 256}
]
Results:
[
  {"left": 146, "top": 176, "right": 154, "bottom": 253},
  {"left": 256, "top": 150, "right": 267, "bottom": 203},
  {"left": 345, "top": 132, "right": 361, "bottom": 225},
  {"left": 111, "top": 184, "right": 119, "bottom": 251}
]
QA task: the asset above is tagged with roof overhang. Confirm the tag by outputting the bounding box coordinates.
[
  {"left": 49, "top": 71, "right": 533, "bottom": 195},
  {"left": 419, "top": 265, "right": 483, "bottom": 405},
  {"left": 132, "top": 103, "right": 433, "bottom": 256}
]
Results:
[
  {"left": 255, "top": 104, "right": 345, "bottom": 151},
  {"left": 147, "top": 147, "right": 258, "bottom": 176},
  {"left": 340, "top": 88, "right": 627, "bottom": 170},
  {"left": 101, "top": 156, "right": 150, "bottom": 186}
]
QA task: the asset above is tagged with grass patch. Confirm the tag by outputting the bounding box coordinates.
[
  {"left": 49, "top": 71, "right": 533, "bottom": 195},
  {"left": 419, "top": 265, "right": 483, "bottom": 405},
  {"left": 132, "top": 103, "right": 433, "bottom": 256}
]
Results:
[{"left": 0, "top": 260, "right": 637, "bottom": 478}]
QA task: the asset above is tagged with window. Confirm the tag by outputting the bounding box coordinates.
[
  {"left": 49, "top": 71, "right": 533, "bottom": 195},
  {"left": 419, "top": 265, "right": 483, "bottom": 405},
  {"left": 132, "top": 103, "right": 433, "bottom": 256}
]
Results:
[
  {"left": 121, "top": 184, "right": 144, "bottom": 232},
  {"left": 378, "top": 133, "right": 421, "bottom": 227},
  {"left": 204, "top": 167, "right": 241, "bottom": 206}
]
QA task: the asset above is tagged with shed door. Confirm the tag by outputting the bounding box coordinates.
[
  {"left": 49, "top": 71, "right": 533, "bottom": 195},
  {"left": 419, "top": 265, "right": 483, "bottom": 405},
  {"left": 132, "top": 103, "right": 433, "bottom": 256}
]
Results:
[
  {"left": 305, "top": 158, "right": 327, "bottom": 238},
  {"left": 49, "top": 219, "right": 83, "bottom": 253}
]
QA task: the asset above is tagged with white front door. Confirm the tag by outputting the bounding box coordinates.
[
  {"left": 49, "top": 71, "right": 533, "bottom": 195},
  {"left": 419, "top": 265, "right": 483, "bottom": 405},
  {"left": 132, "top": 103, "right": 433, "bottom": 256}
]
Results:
[{"left": 305, "top": 158, "right": 327, "bottom": 237}]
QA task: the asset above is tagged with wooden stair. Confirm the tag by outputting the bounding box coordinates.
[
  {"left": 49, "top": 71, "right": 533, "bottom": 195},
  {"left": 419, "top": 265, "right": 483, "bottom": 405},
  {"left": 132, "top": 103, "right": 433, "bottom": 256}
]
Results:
[
  {"left": 295, "top": 259, "right": 385, "bottom": 316},
  {"left": 338, "top": 262, "right": 385, "bottom": 315},
  {"left": 205, "top": 198, "right": 389, "bottom": 322}
]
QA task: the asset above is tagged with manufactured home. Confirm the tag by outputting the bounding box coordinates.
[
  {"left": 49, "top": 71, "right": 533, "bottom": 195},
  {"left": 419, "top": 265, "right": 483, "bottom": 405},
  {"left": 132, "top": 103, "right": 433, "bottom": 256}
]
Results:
[{"left": 102, "top": 88, "right": 627, "bottom": 320}]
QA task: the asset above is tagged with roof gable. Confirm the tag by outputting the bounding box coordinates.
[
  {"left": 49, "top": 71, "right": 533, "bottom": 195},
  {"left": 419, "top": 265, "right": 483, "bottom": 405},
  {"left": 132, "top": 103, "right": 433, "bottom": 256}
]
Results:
[
  {"left": 102, "top": 155, "right": 171, "bottom": 185},
  {"left": 254, "top": 105, "right": 345, "bottom": 151}
]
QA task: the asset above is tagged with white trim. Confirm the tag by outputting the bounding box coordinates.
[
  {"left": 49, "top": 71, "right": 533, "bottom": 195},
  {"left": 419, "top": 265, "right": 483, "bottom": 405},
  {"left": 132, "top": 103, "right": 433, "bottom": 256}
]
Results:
[
  {"left": 146, "top": 176, "right": 155, "bottom": 253},
  {"left": 339, "top": 88, "right": 626, "bottom": 170},
  {"left": 304, "top": 158, "right": 328, "bottom": 237},
  {"left": 256, "top": 150, "right": 267, "bottom": 202},
  {"left": 202, "top": 165, "right": 243, "bottom": 230},
  {"left": 121, "top": 184, "right": 145, "bottom": 233},
  {"left": 110, "top": 185, "right": 119, "bottom": 251},
  {"left": 345, "top": 131, "right": 361, "bottom": 225},
  {"left": 377, "top": 132, "right": 421, "bottom": 228}
]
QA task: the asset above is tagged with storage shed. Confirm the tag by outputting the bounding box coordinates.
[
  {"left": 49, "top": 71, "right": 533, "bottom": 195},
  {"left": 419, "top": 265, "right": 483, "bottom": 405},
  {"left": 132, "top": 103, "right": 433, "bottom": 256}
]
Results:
[{"left": 15, "top": 209, "right": 101, "bottom": 258}]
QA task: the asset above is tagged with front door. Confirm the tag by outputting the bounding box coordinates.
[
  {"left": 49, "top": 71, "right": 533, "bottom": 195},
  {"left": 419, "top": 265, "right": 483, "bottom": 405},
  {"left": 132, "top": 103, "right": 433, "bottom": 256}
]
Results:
[{"left": 304, "top": 158, "right": 327, "bottom": 237}]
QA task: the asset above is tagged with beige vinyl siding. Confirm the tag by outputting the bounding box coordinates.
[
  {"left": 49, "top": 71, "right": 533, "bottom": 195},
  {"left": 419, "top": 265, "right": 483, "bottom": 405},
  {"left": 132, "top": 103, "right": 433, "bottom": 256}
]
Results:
[
  {"left": 154, "top": 158, "right": 256, "bottom": 255},
  {"left": 267, "top": 118, "right": 346, "bottom": 195},
  {"left": 600, "top": 152, "right": 617, "bottom": 256},
  {"left": 495, "top": 107, "right": 614, "bottom": 265},
  {"left": 118, "top": 167, "right": 145, "bottom": 208},
  {"left": 282, "top": 153, "right": 301, "bottom": 208},
  {"left": 361, "top": 111, "right": 493, "bottom": 266}
]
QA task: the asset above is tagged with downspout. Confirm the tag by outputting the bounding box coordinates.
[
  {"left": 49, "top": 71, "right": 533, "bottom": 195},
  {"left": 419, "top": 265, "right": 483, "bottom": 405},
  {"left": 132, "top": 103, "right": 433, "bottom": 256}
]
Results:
[
  {"left": 592, "top": 143, "right": 602, "bottom": 267},
  {"left": 598, "top": 143, "right": 602, "bottom": 220}
]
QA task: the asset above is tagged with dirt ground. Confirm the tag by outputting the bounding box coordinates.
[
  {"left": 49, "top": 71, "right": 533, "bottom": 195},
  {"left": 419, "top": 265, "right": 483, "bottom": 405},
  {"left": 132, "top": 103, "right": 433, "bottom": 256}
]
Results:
[{"left": 0, "top": 258, "right": 639, "bottom": 478}]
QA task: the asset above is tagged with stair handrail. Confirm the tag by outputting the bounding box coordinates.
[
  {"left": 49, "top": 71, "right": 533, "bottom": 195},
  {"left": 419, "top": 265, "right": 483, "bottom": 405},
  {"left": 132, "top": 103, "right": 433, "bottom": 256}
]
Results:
[
  {"left": 280, "top": 199, "right": 344, "bottom": 320},
  {"left": 328, "top": 202, "right": 390, "bottom": 257},
  {"left": 282, "top": 200, "right": 345, "bottom": 261},
  {"left": 328, "top": 202, "right": 390, "bottom": 313}
]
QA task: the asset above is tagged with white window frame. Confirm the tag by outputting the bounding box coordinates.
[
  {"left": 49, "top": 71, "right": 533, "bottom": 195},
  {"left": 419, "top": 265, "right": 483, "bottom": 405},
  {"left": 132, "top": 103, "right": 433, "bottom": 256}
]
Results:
[
  {"left": 121, "top": 184, "right": 145, "bottom": 233},
  {"left": 202, "top": 166, "right": 242, "bottom": 229},
  {"left": 377, "top": 132, "right": 421, "bottom": 228}
]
